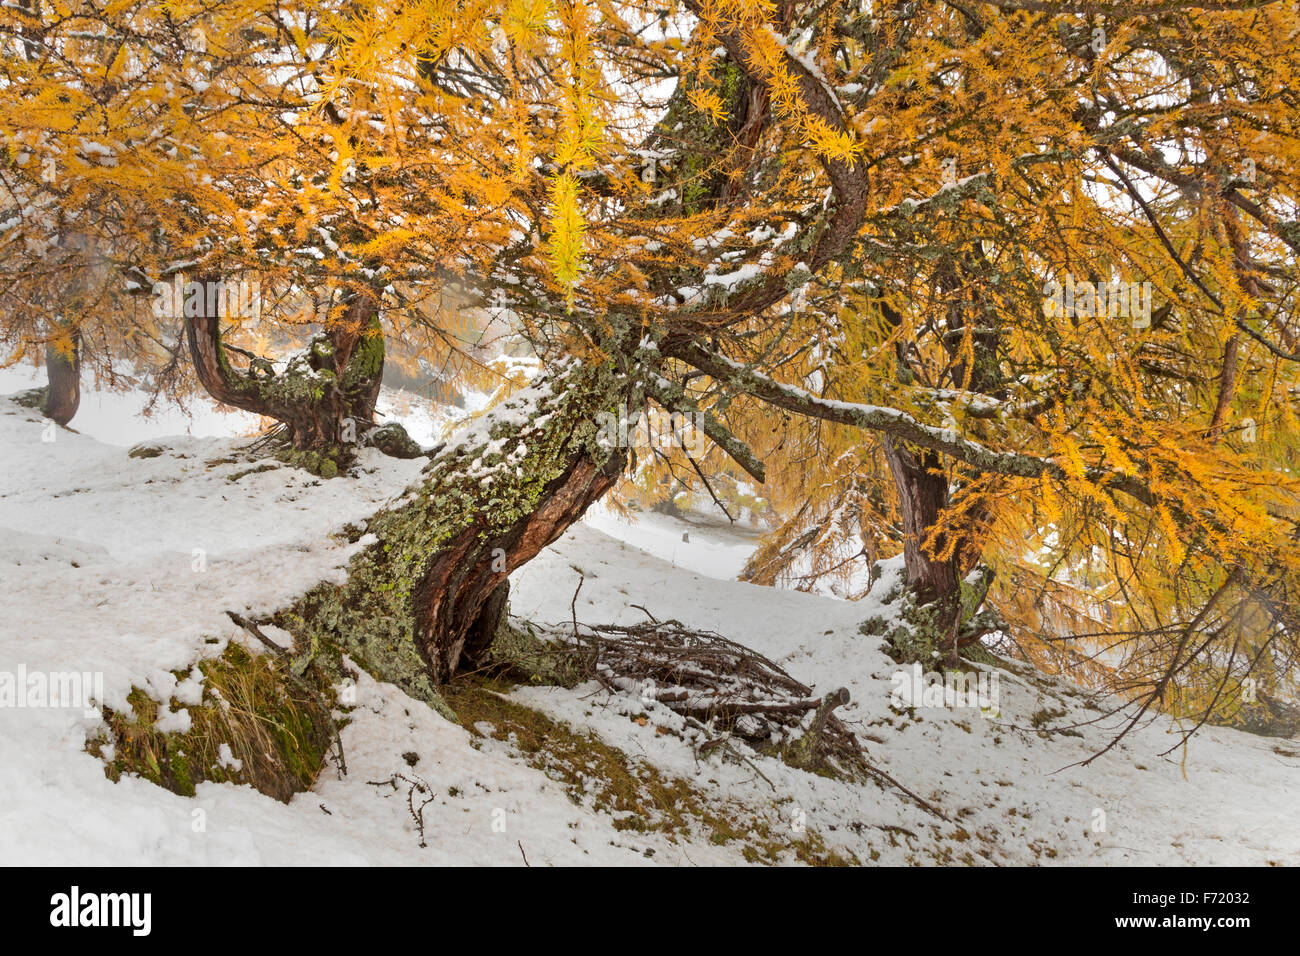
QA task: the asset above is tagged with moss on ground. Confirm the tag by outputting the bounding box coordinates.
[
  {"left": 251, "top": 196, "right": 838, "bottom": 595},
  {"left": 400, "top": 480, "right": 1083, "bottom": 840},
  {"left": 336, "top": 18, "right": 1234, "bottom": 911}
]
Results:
[
  {"left": 442, "top": 672, "right": 858, "bottom": 865},
  {"left": 90, "top": 642, "right": 338, "bottom": 803},
  {"left": 275, "top": 445, "right": 343, "bottom": 479}
]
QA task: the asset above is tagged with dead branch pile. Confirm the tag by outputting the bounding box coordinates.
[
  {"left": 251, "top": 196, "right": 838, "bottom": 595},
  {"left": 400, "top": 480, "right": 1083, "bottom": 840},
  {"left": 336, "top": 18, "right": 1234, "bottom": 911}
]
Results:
[{"left": 563, "top": 618, "right": 864, "bottom": 774}]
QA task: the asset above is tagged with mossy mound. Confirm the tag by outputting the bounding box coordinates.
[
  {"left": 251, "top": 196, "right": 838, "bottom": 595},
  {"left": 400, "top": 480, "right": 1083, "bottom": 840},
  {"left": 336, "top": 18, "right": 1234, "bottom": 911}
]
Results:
[
  {"left": 478, "top": 619, "right": 586, "bottom": 689},
  {"left": 367, "top": 422, "right": 424, "bottom": 459},
  {"left": 275, "top": 445, "right": 345, "bottom": 478},
  {"left": 91, "top": 643, "right": 338, "bottom": 803},
  {"left": 859, "top": 565, "right": 1002, "bottom": 668},
  {"left": 11, "top": 387, "right": 47, "bottom": 410}
]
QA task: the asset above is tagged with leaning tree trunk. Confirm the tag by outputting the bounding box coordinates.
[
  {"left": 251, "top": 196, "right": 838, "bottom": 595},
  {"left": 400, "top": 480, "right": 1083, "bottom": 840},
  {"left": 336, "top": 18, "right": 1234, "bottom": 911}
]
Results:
[
  {"left": 41, "top": 328, "right": 81, "bottom": 426},
  {"left": 275, "top": 359, "right": 634, "bottom": 709},
  {"left": 185, "top": 278, "right": 386, "bottom": 475}
]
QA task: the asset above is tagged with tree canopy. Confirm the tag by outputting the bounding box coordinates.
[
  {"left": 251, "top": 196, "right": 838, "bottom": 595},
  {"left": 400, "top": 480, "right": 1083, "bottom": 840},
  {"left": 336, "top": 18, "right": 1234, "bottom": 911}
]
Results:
[{"left": 4, "top": 0, "right": 1299, "bottom": 743}]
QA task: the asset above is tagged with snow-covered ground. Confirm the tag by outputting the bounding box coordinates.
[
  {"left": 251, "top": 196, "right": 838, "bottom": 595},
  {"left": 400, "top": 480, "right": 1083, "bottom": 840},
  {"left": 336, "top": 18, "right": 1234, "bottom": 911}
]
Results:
[
  {"left": 582, "top": 502, "right": 763, "bottom": 581},
  {"left": 1, "top": 377, "right": 1297, "bottom": 865}
]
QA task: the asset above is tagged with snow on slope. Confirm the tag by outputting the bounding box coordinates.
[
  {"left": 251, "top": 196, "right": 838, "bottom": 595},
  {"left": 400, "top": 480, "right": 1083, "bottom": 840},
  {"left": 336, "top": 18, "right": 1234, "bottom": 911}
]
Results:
[
  {"left": 0, "top": 393, "right": 687, "bottom": 865},
  {"left": 581, "top": 501, "right": 762, "bottom": 580},
  {"left": 1, "top": 387, "right": 1297, "bottom": 865},
  {"left": 513, "top": 530, "right": 1300, "bottom": 864},
  {"left": 0, "top": 364, "right": 263, "bottom": 446}
]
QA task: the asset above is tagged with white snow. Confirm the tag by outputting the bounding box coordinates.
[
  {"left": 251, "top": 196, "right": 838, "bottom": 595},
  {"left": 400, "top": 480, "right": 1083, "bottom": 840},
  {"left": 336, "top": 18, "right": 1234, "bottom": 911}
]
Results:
[
  {"left": 581, "top": 502, "right": 760, "bottom": 582},
  {"left": 0, "top": 376, "right": 1297, "bottom": 865}
]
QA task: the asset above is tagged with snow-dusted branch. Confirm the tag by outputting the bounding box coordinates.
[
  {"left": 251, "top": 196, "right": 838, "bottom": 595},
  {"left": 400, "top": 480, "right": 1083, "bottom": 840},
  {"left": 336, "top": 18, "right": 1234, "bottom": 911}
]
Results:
[{"left": 668, "top": 339, "right": 1157, "bottom": 506}]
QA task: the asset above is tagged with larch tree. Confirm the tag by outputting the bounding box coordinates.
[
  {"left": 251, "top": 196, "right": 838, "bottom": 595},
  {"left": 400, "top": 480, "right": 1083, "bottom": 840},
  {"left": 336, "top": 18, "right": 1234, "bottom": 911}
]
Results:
[
  {"left": 6, "top": 0, "right": 1299, "bottom": 747},
  {"left": 1, "top": 0, "right": 499, "bottom": 463},
  {"left": 635, "top": 0, "right": 1300, "bottom": 742}
]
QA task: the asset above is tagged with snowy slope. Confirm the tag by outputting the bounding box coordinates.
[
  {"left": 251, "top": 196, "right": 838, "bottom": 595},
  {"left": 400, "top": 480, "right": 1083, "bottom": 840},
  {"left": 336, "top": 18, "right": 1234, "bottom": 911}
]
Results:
[{"left": 1, "top": 385, "right": 1297, "bottom": 866}]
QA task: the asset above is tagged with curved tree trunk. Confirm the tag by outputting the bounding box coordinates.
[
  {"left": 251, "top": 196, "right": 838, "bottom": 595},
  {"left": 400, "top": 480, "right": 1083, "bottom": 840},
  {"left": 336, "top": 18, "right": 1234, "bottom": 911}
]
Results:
[
  {"left": 414, "top": 450, "right": 623, "bottom": 681},
  {"left": 279, "top": 360, "right": 634, "bottom": 705},
  {"left": 460, "top": 579, "right": 510, "bottom": 672},
  {"left": 42, "top": 329, "right": 81, "bottom": 426},
  {"left": 185, "top": 279, "right": 385, "bottom": 473}
]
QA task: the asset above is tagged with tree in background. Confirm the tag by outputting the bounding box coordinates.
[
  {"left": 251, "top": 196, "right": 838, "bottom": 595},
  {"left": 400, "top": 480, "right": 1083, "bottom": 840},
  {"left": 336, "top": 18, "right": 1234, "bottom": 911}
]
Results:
[{"left": 0, "top": 0, "right": 506, "bottom": 464}]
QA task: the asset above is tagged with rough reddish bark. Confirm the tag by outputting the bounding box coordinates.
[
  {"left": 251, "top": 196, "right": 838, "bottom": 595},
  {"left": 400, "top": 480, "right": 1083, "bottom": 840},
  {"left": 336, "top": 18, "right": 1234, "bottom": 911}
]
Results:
[
  {"left": 460, "top": 580, "right": 511, "bottom": 672},
  {"left": 416, "top": 452, "right": 625, "bottom": 683},
  {"left": 185, "top": 280, "right": 384, "bottom": 462},
  {"left": 882, "top": 434, "right": 997, "bottom": 663},
  {"left": 883, "top": 439, "right": 962, "bottom": 611},
  {"left": 42, "top": 331, "right": 81, "bottom": 426}
]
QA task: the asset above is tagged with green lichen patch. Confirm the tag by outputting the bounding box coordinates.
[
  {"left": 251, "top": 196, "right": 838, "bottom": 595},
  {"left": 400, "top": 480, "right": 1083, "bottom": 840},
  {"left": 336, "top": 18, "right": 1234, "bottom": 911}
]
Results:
[
  {"left": 89, "top": 643, "right": 337, "bottom": 803},
  {"left": 275, "top": 593, "right": 458, "bottom": 724},
  {"left": 477, "top": 619, "right": 586, "bottom": 689},
  {"left": 654, "top": 57, "right": 749, "bottom": 218},
  {"left": 861, "top": 565, "right": 1002, "bottom": 670},
  {"left": 279, "top": 359, "right": 630, "bottom": 710},
  {"left": 262, "top": 339, "right": 338, "bottom": 407},
  {"left": 227, "top": 313, "right": 385, "bottom": 480},
  {"left": 341, "top": 322, "right": 384, "bottom": 390}
]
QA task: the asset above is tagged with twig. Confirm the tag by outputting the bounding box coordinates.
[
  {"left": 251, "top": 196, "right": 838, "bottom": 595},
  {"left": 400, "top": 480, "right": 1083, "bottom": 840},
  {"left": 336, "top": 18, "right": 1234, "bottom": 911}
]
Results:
[
  {"left": 855, "top": 754, "right": 950, "bottom": 822},
  {"left": 570, "top": 573, "right": 584, "bottom": 644},
  {"left": 629, "top": 604, "right": 659, "bottom": 623}
]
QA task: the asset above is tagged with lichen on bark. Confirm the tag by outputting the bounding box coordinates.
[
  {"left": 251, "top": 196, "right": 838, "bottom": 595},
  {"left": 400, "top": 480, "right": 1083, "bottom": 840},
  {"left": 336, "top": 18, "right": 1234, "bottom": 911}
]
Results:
[
  {"left": 186, "top": 294, "right": 385, "bottom": 477},
  {"left": 274, "top": 358, "right": 633, "bottom": 718}
]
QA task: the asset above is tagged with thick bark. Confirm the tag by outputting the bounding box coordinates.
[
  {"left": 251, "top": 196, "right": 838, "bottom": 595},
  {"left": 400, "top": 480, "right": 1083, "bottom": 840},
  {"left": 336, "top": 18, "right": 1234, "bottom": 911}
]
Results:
[
  {"left": 184, "top": 277, "right": 275, "bottom": 415},
  {"left": 415, "top": 449, "right": 623, "bottom": 682},
  {"left": 185, "top": 280, "right": 385, "bottom": 468},
  {"left": 282, "top": 360, "right": 633, "bottom": 705},
  {"left": 460, "top": 580, "right": 510, "bottom": 671},
  {"left": 883, "top": 439, "right": 962, "bottom": 611},
  {"left": 42, "top": 330, "right": 80, "bottom": 426},
  {"left": 883, "top": 437, "right": 997, "bottom": 663}
]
